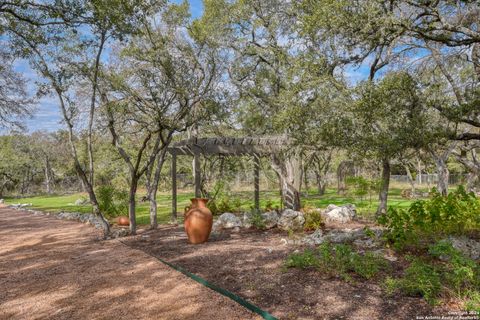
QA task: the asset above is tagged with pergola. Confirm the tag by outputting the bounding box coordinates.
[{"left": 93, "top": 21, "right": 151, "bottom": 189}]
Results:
[{"left": 168, "top": 136, "right": 289, "bottom": 219}]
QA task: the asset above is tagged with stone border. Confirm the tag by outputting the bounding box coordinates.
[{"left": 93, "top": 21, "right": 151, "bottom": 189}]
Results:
[{"left": 7, "top": 205, "right": 129, "bottom": 238}]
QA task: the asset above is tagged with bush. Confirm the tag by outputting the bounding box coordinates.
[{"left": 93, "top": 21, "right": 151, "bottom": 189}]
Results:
[
  {"left": 378, "top": 186, "right": 480, "bottom": 249},
  {"left": 428, "top": 241, "right": 479, "bottom": 294},
  {"left": 302, "top": 207, "right": 324, "bottom": 231},
  {"left": 397, "top": 258, "right": 442, "bottom": 305},
  {"left": 385, "top": 242, "right": 480, "bottom": 306},
  {"left": 250, "top": 209, "right": 266, "bottom": 230},
  {"left": 285, "top": 243, "right": 389, "bottom": 280},
  {"left": 96, "top": 185, "right": 129, "bottom": 218}
]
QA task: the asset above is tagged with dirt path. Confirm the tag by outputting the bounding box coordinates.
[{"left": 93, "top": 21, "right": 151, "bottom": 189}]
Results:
[{"left": 0, "top": 207, "right": 260, "bottom": 320}]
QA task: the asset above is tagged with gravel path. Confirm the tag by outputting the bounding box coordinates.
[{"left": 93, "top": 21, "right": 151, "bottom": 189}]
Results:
[{"left": 0, "top": 207, "right": 260, "bottom": 320}]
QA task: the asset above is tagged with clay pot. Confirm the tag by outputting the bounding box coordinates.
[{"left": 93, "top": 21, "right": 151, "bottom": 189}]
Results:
[
  {"left": 184, "top": 198, "right": 213, "bottom": 244},
  {"left": 117, "top": 216, "right": 130, "bottom": 226}
]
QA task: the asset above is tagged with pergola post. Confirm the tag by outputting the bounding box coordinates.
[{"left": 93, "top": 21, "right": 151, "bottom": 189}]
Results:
[
  {"left": 171, "top": 152, "right": 177, "bottom": 222},
  {"left": 254, "top": 154, "right": 260, "bottom": 210},
  {"left": 194, "top": 153, "right": 201, "bottom": 198}
]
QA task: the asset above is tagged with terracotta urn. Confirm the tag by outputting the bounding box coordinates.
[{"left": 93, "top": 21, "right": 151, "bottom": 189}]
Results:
[
  {"left": 117, "top": 216, "right": 130, "bottom": 226},
  {"left": 184, "top": 198, "right": 213, "bottom": 244}
]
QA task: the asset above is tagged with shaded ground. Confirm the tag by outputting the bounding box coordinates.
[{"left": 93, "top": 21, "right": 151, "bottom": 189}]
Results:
[
  {"left": 123, "top": 225, "right": 453, "bottom": 320},
  {"left": 0, "top": 207, "right": 260, "bottom": 320}
]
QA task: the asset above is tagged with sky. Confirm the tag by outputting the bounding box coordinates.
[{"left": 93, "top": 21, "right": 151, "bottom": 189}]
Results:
[{"left": 16, "top": 0, "right": 204, "bottom": 133}]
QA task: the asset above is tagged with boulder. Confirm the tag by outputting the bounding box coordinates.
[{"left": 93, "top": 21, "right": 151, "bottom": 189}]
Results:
[
  {"left": 261, "top": 211, "right": 279, "bottom": 229},
  {"left": 242, "top": 212, "right": 253, "bottom": 229},
  {"left": 321, "top": 204, "right": 356, "bottom": 223},
  {"left": 301, "top": 227, "right": 380, "bottom": 246},
  {"left": 212, "top": 212, "right": 242, "bottom": 231},
  {"left": 446, "top": 236, "right": 480, "bottom": 261},
  {"left": 302, "top": 229, "right": 324, "bottom": 245},
  {"left": 0, "top": 199, "right": 4, "bottom": 204},
  {"left": 278, "top": 209, "right": 305, "bottom": 231}
]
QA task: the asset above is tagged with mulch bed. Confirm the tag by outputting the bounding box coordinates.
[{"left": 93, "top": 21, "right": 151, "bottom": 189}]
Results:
[{"left": 123, "top": 225, "right": 453, "bottom": 320}]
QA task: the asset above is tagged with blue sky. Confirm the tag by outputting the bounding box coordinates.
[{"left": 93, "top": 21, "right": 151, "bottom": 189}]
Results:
[{"left": 17, "top": 0, "right": 204, "bottom": 133}]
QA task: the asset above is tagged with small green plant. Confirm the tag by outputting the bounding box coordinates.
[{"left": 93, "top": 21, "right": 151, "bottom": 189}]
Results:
[
  {"left": 428, "top": 241, "right": 479, "bottom": 294},
  {"left": 465, "top": 290, "right": 480, "bottom": 313},
  {"left": 303, "top": 206, "right": 324, "bottom": 231},
  {"left": 378, "top": 186, "right": 480, "bottom": 249},
  {"left": 396, "top": 258, "right": 442, "bottom": 305},
  {"left": 351, "top": 252, "right": 389, "bottom": 279},
  {"left": 384, "top": 242, "right": 479, "bottom": 306},
  {"left": 285, "top": 249, "right": 320, "bottom": 269},
  {"left": 264, "top": 200, "right": 274, "bottom": 211},
  {"left": 285, "top": 243, "right": 389, "bottom": 280},
  {"left": 96, "top": 185, "right": 129, "bottom": 218},
  {"left": 208, "top": 196, "right": 242, "bottom": 215},
  {"left": 250, "top": 209, "right": 266, "bottom": 229}
]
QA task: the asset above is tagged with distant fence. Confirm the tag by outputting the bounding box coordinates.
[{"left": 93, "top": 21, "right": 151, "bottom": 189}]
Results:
[{"left": 390, "top": 174, "right": 467, "bottom": 186}]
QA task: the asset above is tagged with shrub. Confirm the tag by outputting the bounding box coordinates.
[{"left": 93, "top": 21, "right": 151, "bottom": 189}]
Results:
[
  {"left": 428, "top": 241, "right": 479, "bottom": 294},
  {"left": 285, "top": 242, "right": 389, "bottom": 280},
  {"left": 384, "top": 257, "right": 442, "bottom": 305},
  {"left": 303, "top": 207, "right": 324, "bottom": 231},
  {"left": 397, "top": 258, "right": 442, "bottom": 305},
  {"left": 378, "top": 186, "right": 480, "bottom": 249},
  {"left": 385, "top": 242, "right": 479, "bottom": 306},
  {"left": 96, "top": 185, "right": 129, "bottom": 218},
  {"left": 285, "top": 249, "right": 320, "bottom": 269},
  {"left": 250, "top": 209, "right": 266, "bottom": 230},
  {"left": 208, "top": 196, "right": 242, "bottom": 215}
]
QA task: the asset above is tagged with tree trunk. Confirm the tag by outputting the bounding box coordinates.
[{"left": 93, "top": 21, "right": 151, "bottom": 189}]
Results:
[
  {"left": 147, "top": 148, "right": 168, "bottom": 229},
  {"left": 337, "top": 160, "right": 354, "bottom": 195},
  {"left": 417, "top": 159, "right": 422, "bottom": 185},
  {"left": 271, "top": 152, "right": 302, "bottom": 210},
  {"left": 376, "top": 159, "right": 390, "bottom": 217},
  {"left": 44, "top": 156, "right": 52, "bottom": 194},
  {"left": 303, "top": 166, "right": 310, "bottom": 195},
  {"left": 315, "top": 172, "right": 326, "bottom": 195},
  {"left": 434, "top": 158, "right": 449, "bottom": 196},
  {"left": 128, "top": 175, "right": 138, "bottom": 235},
  {"left": 404, "top": 165, "right": 416, "bottom": 195}
]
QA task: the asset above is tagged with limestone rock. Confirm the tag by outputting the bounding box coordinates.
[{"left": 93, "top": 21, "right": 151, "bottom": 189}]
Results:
[
  {"left": 278, "top": 209, "right": 305, "bottom": 231},
  {"left": 446, "top": 236, "right": 480, "bottom": 260},
  {"left": 242, "top": 212, "right": 253, "bottom": 229},
  {"left": 321, "top": 204, "right": 356, "bottom": 223},
  {"left": 302, "top": 229, "right": 324, "bottom": 245},
  {"left": 213, "top": 212, "right": 242, "bottom": 231},
  {"left": 261, "top": 211, "right": 279, "bottom": 229}
]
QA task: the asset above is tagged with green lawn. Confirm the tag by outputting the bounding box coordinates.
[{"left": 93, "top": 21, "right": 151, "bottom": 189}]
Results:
[{"left": 6, "top": 187, "right": 424, "bottom": 225}]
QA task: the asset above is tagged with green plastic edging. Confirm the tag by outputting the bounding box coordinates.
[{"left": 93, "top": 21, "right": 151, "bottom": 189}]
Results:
[{"left": 120, "top": 241, "right": 277, "bottom": 320}]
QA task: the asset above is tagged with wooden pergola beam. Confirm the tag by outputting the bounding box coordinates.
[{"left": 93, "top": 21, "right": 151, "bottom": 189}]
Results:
[{"left": 169, "top": 136, "right": 290, "bottom": 219}]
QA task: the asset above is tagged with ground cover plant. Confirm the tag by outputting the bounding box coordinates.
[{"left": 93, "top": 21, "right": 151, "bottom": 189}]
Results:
[
  {"left": 385, "top": 241, "right": 480, "bottom": 309},
  {"left": 285, "top": 242, "right": 390, "bottom": 281}
]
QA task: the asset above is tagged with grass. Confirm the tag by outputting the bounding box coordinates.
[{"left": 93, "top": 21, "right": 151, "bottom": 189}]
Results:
[{"left": 5, "top": 186, "right": 430, "bottom": 225}]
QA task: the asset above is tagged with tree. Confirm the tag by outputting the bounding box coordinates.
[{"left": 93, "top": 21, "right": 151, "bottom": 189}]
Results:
[
  {"left": 0, "top": 49, "right": 33, "bottom": 129},
  {"left": 2, "top": 0, "right": 156, "bottom": 237},
  {"left": 197, "top": 0, "right": 345, "bottom": 210},
  {"left": 102, "top": 1, "right": 219, "bottom": 232},
  {"left": 340, "top": 72, "right": 431, "bottom": 215}
]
